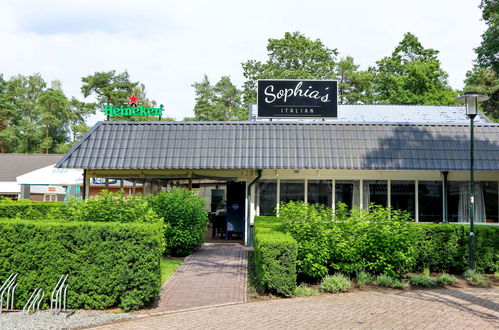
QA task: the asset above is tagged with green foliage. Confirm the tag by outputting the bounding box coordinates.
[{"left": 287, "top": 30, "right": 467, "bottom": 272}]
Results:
[
  {"left": 148, "top": 188, "right": 208, "bottom": 256},
  {"left": 0, "top": 199, "right": 63, "bottom": 219},
  {"left": 355, "top": 271, "right": 375, "bottom": 287},
  {"left": 63, "top": 190, "right": 161, "bottom": 224},
  {"left": 253, "top": 216, "right": 298, "bottom": 296},
  {"left": 369, "top": 32, "right": 457, "bottom": 105},
  {"left": 464, "top": 269, "right": 489, "bottom": 286},
  {"left": 436, "top": 273, "right": 457, "bottom": 286},
  {"left": 409, "top": 275, "right": 434, "bottom": 287},
  {"left": 464, "top": 66, "right": 498, "bottom": 121},
  {"left": 414, "top": 224, "right": 499, "bottom": 273},
  {"left": 474, "top": 0, "right": 499, "bottom": 72},
  {"left": 320, "top": 273, "right": 352, "bottom": 293},
  {"left": 293, "top": 283, "right": 319, "bottom": 297},
  {"left": 279, "top": 202, "right": 418, "bottom": 279},
  {"left": 192, "top": 75, "right": 246, "bottom": 121},
  {"left": 0, "top": 219, "right": 163, "bottom": 311},
  {"left": 375, "top": 274, "right": 408, "bottom": 289}
]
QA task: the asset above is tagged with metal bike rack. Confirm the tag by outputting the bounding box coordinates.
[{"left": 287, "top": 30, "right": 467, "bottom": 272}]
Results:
[
  {"left": 0, "top": 273, "right": 19, "bottom": 313},
  {"left": 50, "top": 275, "right": 73, "bottom": 316},
  {"left": 23, "top": 288, "right": 44, "bottom": 314}
]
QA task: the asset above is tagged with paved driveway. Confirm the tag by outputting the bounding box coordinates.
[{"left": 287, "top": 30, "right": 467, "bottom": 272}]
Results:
[{"left": 93, "top": 288, "right": 498, "bottom": 329}]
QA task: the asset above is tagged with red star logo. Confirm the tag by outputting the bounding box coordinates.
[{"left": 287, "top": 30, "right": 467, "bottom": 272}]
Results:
[{"left": 128, "top": 93, "right": 139, "bottom": 105}]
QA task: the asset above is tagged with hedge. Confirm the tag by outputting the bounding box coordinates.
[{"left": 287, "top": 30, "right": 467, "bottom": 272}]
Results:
[
  {"left": 0, "top": 219, "right": 163, "bottom": 311},
  {"left": 253, "top": 216, "right": 298, "bottom": 296},
  {"left": 0, "top": 201, "right": 62, "bottom": 219},
  {"left": 414, "top": 223, "right": 499, "bottom": 273}
]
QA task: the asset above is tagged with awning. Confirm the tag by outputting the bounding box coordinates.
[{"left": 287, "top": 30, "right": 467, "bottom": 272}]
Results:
[{"left": 17, "top": 164, "right": 83, "bottom": 186}]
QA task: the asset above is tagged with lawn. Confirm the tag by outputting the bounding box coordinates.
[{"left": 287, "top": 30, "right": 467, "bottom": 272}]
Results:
[{"left": 160, "top": 258, "right": 184, "bottom": 284}]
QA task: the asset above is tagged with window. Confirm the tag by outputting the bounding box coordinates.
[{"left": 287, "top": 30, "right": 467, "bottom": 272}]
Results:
[
  {"left": 484, "top": 181, "right": 498, "bottom": 223},
  {"left": 419, "top": 181, "right": 443, "bottom": 222},
  {"left": 308, "top": 180, "right": 332, "bottom": 206},
  {"left": 43, "top": 194, "right": 57, "bottom": 202},
  {"left": 280, "top": 180, "right": 304, "bottom": 203},
  {"left": 449, "top": 181, "right": 498, "bottom": 223},
  {"left": 391, "top": 180, "right": 415, "bottom": 218},
  {"left": 258, "top": 180, "right": 277, "bottom": 216},
  {"left": 335, "top": 180, "right": 360, "bottom": 209},
  {"left": 363, "top": 180, "right": 388, "bottom": 209}
]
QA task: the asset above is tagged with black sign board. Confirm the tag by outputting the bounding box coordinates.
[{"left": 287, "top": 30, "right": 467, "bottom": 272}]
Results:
[{"left": 257, "top": 80, "right": 338, "bottom": 118}]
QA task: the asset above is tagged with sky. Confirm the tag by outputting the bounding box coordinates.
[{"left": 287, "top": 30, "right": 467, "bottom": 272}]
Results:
[{"left": 0, "top": 0, "right": 487, "bottom": 124}]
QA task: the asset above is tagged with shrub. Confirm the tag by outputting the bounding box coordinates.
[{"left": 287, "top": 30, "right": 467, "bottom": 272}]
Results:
[
  {"left": 495, "top": 271, "right": 499, "bottom": 280},
  {"left": 409, "top": 275, "right": 434, "bottom": 287},
  {"left": 375, "top": 274, "right": 408, "bottom": 289},
  {"left": 0, "top": 200, "right": 63, "bottom": 219},
  {"left": 355, "top": 271, "right": 374, "bottom": 287},
  {"left": 254, "top": 216, "right": 298, "bottom": 296},
  {"left": 0, "top": 219, "right": 163, "bottom": 311},
  {"left": 320, "top": 273, "right": 352, "bottom": 293},
  {"left": 293, "top": 284, "right": 319, "bottom": 297},
  {"left": 464, "top": 269, "right": 489, "bottom": 286},
  {"left": 63, "top": 190, "right": 161, "bottom": 224},
  {"left": 436, "top": 273, "right": 458, "bottom": 286},
  {"left": 148, "top": 188, "right": 208, "bottom": 256}
]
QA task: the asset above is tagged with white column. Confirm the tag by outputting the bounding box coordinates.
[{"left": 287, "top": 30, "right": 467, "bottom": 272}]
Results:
[
  {"left": 304, "top": 179, "right": 308, "bottom": 204},
  {"left": 276, "top": 178, "right": 281, "bottom": 216},
  {"left": 387, "top": 179, "right": 391, "bottom": 208},
  {"left": 360, "top": 179, "right": 364, "bottom": 210},
  {"left": 415, "top": 180, "right": 419, "bottom": 222}
]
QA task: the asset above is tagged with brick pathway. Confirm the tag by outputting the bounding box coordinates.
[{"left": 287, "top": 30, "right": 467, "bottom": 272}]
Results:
[
  {"left": 94, "top": 288, "right": 498, "bottom": 329},
  {"left": 151, "top": 243, "right": 248, "bottom": 312}
]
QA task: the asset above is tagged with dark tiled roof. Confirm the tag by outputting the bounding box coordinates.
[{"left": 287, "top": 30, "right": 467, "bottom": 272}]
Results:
[
  {"left": 56, "top": 121, "right": 499, "bottom": 171},
  {"left": 0, "top": 154, "right": 64, "bottom": 181}
]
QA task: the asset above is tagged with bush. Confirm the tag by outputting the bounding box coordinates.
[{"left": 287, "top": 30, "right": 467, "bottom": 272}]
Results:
[
  {"left": 0, "top": 219, "right": 163, "bottom": 311},
  {"left": 409, "top": 275, "right": 434, "bottom": 287},
  {"left": 464, "top": 269, "right": 488, "bottom": 286},
  {"left": 293, "top": 284, "right": 319, "bottom": 297},
  {"left": 63, "top": 190, "right": 161, "bottom": 224},
  {"left": 148, "top": 189, "right": 208, "bottom": 256},
  {"left": 0, "top": 200, "right": 63, "bottom": 219},
  {"left": 320, "top": 273, "right": 352, "bottom": 293},
  {"left": 375, "top": 274, "right": 408, "bottom": 289},
  {"left": 355, "top": 271, "right": 374, "bottom": 287},
  {"left": 436, "top": 273, "right": 458, "bottom": 286},
  {"left": 254, "top": 216, "right": 298, "bottom": 296}
]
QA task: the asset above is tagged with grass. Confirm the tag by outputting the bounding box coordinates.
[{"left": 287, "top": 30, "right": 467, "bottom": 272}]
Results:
[
  {"left": 355, "top": 271, "right": 374, "bottom": 287},
  {"left": 375, "top": 274, "right": 408, "bottom": 289},
  {"left": 160, "top": 258, "right": 184, "bottom": 285}
]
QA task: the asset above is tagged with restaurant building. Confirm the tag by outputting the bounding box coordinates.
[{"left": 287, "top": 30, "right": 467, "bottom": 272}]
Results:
[{"left": 56, "top": 81, "right": 499, "bottom": 245}]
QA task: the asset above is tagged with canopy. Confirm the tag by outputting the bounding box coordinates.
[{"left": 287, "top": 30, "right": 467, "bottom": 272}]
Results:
[{"left": 17, "top": 164, "right": 83, "bottom": 186}]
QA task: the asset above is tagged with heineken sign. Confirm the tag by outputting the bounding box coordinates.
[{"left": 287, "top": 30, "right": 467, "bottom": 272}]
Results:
[
  {"left": 103, "top": 94, "right": 164, "bottom": 116},
  {"left": 257, "top": 80, "right": 338, "bottom": 118}
]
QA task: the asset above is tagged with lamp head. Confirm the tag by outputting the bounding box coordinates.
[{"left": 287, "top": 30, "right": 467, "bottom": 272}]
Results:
[{"left": 455, "top": 92, "right": 489, "bottom": 118}]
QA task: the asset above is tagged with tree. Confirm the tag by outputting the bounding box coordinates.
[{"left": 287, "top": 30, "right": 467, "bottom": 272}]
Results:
[
  {"left": 37, "top": 85, "right": 70, "bottom": 153},
  {"left": 68, "top": 97, "right": 96, "bottom": 142},
  {"left": 335, "top": 56, "right": 374, "bottom": 104},
  {"left": 192, "top": 75, "right": 245, "bottom": 121},
  {"left": 241, "top": 32, "right": 338, "bottom": 107},
  {"left": 474, "top": 0, "right": 498, "bottom": 72},
  {"left": 0, "top": 75, "right": 16, "bottom": 153},
  {"left": 369, "top": 33, "right": 457, "bottom": 105}
]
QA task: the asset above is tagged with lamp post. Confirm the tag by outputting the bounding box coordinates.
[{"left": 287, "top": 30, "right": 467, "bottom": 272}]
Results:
[{"left": 455, "top": 92, "right": 488, "bottom": 270}]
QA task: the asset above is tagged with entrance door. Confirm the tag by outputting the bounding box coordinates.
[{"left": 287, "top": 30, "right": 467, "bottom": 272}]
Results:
[{"left": 226, "top": 182, "right": 246, "bottom": 240}]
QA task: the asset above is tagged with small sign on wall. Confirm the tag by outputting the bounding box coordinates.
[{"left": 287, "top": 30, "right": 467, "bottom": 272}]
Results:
[{"left": 257, "top": 80, "right": 338, "bottom": 118}]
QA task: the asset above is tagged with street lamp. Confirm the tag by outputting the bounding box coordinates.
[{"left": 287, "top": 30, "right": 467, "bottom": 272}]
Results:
[{"left": 455, "top": 91, "right": 488, "bottom": 270}]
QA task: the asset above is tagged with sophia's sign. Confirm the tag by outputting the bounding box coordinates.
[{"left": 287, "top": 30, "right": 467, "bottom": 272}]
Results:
[{"left": 257, "top": 80, "right": 337, "bottom": 118}]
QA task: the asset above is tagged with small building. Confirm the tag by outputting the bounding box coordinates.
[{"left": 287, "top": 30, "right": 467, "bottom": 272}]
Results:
[{"left": 56, "top": 104, "right": 499, "bottom": 245}]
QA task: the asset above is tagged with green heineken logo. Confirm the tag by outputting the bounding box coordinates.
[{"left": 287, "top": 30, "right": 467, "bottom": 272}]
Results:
[{"left": 103, "top": 94, "right": 164, "bottom": 116}]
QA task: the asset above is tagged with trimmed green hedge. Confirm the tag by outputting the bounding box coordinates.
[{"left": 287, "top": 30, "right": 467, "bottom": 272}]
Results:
[
  {"left": 415, "top": 223, "right": 499, "bottom": 273},
  {"left": 253, "top": 216, "right": 298, "bottom": 296},
  {"left": 0, "top": 219, "right": 163, "bottom": 311},
  {"left": 0, "top": 201, "right": 62, "bottom": 219}
]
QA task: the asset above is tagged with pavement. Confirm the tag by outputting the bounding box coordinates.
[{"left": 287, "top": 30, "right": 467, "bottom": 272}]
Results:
[
  {"left": 148, "top": 243, "right": 248, "bottom": 312},
  {"left": 92, "top": 288, "right": 498, "bottom": 329}
]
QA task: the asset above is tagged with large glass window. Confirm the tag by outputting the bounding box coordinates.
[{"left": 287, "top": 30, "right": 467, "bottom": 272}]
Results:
[
  {"left": 363, "top": 180, "right": 388, "bottom": 209},
  {"left": 449, "top": 181, "right": 498, "bottom": 223},
  {"left": 391, "top": 180, "right": 415, "bottom": 218},
  {"left": 280, "top": 180, "right": 304, "bottom": 203},
  {"left": 335, "top": 180, "right": 360, "bottom": 209},
  {"left": 308, "top": 180, "right": 332, "bottom": 206},
  {"left": 419, "top": 181, "right": 443, "bottom": 222},
  {"left": 258, "top": 180, "right": 277, "bottom": 216}
]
